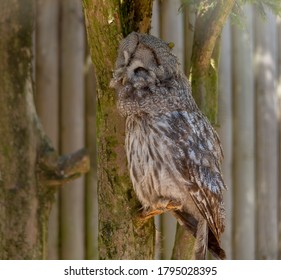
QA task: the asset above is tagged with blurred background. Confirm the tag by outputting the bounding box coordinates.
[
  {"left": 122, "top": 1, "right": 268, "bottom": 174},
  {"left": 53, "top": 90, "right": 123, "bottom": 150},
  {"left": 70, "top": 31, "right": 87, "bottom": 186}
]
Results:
[{"left": 34, "top": 0, "right": 281, "bottom": 259}]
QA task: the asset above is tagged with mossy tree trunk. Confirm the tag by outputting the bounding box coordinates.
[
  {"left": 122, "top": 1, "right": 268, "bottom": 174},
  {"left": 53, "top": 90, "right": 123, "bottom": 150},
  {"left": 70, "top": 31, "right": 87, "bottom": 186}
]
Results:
[
  {"left": 82, "top": 0, "right": 154, "bottom": 259},
  {"left": 172, "top": 0, "right": 235, "bottom": 259},
  {"left": 0, "top": 0, "right": 89, "bottom": 260},
  {"left": 191, "top": 0, "right": 236, "bottom": 124}
]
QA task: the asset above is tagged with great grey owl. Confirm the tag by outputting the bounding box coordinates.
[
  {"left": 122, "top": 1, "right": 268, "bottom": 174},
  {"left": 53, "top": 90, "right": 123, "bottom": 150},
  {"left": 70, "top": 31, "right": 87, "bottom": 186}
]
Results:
[{"left": 110, "top": 32, "right": 226, "bottom": 260}]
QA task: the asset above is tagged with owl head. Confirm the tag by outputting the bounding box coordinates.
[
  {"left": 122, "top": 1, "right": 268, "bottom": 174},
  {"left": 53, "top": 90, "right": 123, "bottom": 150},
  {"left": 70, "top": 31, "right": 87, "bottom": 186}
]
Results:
[{"left": 110, "top": 32, "right": 180, "bottom": 90}]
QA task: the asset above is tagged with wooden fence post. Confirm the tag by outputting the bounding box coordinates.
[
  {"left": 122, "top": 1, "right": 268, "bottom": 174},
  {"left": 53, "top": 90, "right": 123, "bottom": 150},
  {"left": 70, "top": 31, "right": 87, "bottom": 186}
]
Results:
[
  {"left": 232, "top": 6, "right": 255, "bottom": 259},
  {"left": 217, "top": 20, "right": 233, "bottom": 259},
  {"left": 254, "top": 9, "right": 278, "bottom": 260},
  {"left": 35, "top": 0, "right": 60, "bottom": 260},
  {"left": 277, "top": 17, "right": 281, "bottom": 259},
  {"left": 60, "top": 0, "right": 85, "bottom": 259}
]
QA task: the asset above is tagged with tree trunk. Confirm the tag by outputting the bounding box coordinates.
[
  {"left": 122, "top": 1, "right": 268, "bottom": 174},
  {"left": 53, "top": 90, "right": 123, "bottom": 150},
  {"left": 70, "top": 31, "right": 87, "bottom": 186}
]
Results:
[
  {"left": 191, "top": 0, "right": 236, "bottom": 124},
  {"left": 82, "top": 0, "right": 154, "bottom": 259},
  {"left": 0, "top": 0, "right": 89, "bottom": 260},
  {"left": 183, "top": 3, "right": 196, "bottom": 76},
  {"left": 85, "top": 57, "right": 98, "bottom": 259}
]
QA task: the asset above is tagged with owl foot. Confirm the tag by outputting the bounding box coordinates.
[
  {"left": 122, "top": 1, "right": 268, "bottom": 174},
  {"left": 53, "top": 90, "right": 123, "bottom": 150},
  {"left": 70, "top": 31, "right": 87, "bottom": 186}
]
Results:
[
  {"left": 166, "top": 201, "right": 182, "bottom": 210},
  {"left": 141, "top": 209, "right": 164, "bottom": 220},
  {"left": 140, "top": 201, "right": 182, "bottom": 221},
  {"left": 135, "top": 201, "right": 181, "bottom": 228}
]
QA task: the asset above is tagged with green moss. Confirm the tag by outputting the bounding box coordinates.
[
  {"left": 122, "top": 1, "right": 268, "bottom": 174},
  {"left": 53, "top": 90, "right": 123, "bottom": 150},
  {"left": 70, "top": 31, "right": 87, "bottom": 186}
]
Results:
[
  {"left": 191, "top": 51, "right": 219, "bottom": 125},
  {"left": 105, "top": 135, "right": 118, "bottom": 161},
  {"left": 6, "top": 3, "right": 33, "bottom": 96},
  {"left": 119, "top": 1, "right": 134, "bottom": 36},
  {"left": 2, "top": 144, "right": 11, "bottom": 159},
  {"left": 99, "top": 222, "right": 116, "bottom": 260}
]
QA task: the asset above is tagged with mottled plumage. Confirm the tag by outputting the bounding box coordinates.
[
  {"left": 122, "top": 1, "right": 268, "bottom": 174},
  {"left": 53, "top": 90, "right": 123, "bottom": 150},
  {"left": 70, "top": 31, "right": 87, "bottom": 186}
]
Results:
[{"left": 110, "top": 32, "right": 227, "bottom": 259}]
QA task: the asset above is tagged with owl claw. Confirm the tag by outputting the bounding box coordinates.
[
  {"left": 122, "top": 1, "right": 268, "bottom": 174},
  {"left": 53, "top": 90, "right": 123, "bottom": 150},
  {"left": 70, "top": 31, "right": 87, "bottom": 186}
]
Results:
[
  {"left": 166, "top": 201, "right": 182, "bottom": 210},
  {"left": 140, "top": 201, "right": 182, "bottom": 221},
  {"left": 140, "top": 209, "right": 164, "bottom": 221}
]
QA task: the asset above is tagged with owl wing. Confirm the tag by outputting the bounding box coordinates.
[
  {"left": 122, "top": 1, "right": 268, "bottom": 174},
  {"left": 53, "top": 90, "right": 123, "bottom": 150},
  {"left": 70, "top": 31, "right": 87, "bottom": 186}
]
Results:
[{"left": 154, "top": 111, "right": 226, "bottom": 241}]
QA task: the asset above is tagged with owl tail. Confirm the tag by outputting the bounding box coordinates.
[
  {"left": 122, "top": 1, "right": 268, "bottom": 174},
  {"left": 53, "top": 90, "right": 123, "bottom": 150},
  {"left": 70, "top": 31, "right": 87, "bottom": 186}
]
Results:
[{"left": 173, "top": 210, "right": 226, "bottom": 260}]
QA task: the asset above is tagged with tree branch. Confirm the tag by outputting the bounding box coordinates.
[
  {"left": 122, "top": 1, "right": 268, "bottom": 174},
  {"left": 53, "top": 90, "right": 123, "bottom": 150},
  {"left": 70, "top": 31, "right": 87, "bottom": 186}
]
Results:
[
  {"left": 190, "top": 0, "right": 235, "bottom": 124},
  {"left": 192, "top": 0, "right": 235, "bottom": 75},
  {"left": 38, "top": 147, "right": 90, "bottom": 186},
  {"left": 172, "top": 224, "right": 195, "bottom": 260}
]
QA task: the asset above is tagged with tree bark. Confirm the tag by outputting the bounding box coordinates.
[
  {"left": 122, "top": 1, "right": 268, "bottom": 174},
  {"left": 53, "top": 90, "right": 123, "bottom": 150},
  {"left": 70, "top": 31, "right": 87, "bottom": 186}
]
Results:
[
  {"left": 0, "top": 0, "right": 89, "bottom": 260},
  {"left": 82, "top": 0, "right": 154, "bottom": 259},
  {"left": 85, "top": 57, "right": 98, "bottom": 260},
  {"left": 172, "top": 224, "right": 195, "bottom": 259},
  {"left": 183, "top": 4, "right": 196, "bottom": 76},
  {"left": 191, "top": 0, "right": 236, "bottom": 124}
]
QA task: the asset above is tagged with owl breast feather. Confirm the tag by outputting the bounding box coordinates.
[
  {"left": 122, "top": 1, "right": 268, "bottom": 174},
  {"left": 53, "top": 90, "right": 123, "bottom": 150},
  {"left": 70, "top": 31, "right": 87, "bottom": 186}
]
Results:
[{"left": 125, "top": 110, "right": 226, "bottom": 210}]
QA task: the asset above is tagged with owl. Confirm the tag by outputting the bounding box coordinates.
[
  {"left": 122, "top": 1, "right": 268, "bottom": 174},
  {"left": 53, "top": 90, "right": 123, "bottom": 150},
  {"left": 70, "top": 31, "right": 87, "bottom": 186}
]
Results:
[{"left": 110, "top": 32, "right": 226, "bottom": 260}]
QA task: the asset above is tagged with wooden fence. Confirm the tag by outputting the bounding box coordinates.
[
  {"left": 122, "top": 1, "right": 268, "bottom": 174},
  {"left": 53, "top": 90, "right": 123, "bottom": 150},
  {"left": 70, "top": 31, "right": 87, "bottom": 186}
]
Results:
[{"left": 34, "top": 0, "right": 281, "bottom": 259}]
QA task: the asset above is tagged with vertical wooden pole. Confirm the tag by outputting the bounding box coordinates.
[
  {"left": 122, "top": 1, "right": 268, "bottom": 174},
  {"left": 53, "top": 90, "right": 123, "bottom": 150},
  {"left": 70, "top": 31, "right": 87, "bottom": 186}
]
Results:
[
  {"left": 60, "top": 0, "right": 85, "bottom": 259},
  {"left": 217, "top": 20, "right": 233, "bottom": 259},
  {"left": 232, "top": 6, "right": 256, "bottom": 259},
  {"left": 151, "top": 0, "right": 160, "bottom": 36},
  {"left": 35, "top": 0, "right": 60, "bottom": 259},
  {"left": 160, "top": 0, "right": 184, "bottom": 66},
  {"left": 277, "top": 17, "right": 281, "bottom": 259},
  {"left": 254, "top": 9, "right": 278, "bottom": 260}
]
